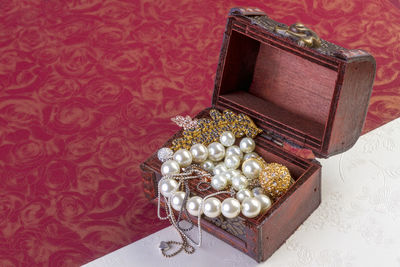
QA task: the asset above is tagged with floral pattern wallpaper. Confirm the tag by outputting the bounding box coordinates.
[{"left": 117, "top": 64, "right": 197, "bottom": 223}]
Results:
[{"left": 0, "top": 0, "right": 399, "bottom": 266}]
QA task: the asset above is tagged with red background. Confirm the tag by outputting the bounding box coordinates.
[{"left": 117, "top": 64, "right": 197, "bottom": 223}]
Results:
[{"left": 0, "top": 0, "right": 399, "bottom": 266}]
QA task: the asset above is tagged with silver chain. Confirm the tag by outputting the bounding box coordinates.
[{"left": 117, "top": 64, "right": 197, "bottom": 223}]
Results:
[{"left": 157, "top": 169, "right": 232, "bottom": 256}]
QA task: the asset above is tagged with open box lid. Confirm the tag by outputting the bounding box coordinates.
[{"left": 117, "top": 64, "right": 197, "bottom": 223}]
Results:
[{"left": 212, "top": 7, "right": 376, "bottom": 158}]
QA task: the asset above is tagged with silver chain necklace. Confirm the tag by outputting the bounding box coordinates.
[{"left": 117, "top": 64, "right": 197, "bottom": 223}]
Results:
[{"left": 157, "top": 168, "right": 233, "bottom": 257}]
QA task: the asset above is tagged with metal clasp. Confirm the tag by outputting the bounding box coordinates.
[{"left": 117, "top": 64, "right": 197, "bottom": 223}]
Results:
[{"left": 274, "top": 23, "right": 321, "bottom": 48}]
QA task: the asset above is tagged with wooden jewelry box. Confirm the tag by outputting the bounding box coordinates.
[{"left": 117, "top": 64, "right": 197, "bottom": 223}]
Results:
[{"left": 140, "top": 7, "right": 375, "bottom": 262}]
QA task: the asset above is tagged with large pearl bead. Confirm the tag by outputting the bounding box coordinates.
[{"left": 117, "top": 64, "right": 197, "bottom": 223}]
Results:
[
  {"left": 159, "top": 179, "right": 179, "bottom": 198},
  {"left": 213, "top": 162, "right": 228, "bottom": 175},
  {"left": 224, "top": 155, "right": 241, "bottom": 170},
  {"left": 161, "top": 160, "right": 180, "bottom": 176},
  {"left": 243, "top": 152, "right": 259, "bottom": 161},
  {"left": 242, "top": 158, "right": 262, "bottom": 179},
  {"left": 236, "top": 189, "right": 253, "bottom": 203},
  {"left": 211, "top": 173, "right": 228, "bottom": 191},
  {"left": 240, "top": 137, "right": 256, "bottom": 153},
  {"left": 203, "top": 197, "right": 221, "bottom": 218},
  {"left": 171, "top": 191, "right": 186, "bottom": 211},
  {"left": 186, "top": 196, "right": 203, "bottom": 216},
  {"left": 173, "top": 149, "right": 192, "bottom": 167},
  {"left": 255, "top": 194, "right": 272, "bottom": 213},
  {"left": 231, "top": 174, "right": 248, "bottom": 191},
  {"left": 201, "top": 160, "right": 214, "bottom": 172},
  {"left": 252, "top": 187, "right": 265, "bottom": 196},
  {"left": 207, "top": 142, "right": 225, "bottom": 161},
  {"left": 219, "top": 131, "right": 235, "bottom": 147},
  {"left": 224, "top": 169, "right": 241, "bottom": 183},
  {"left": 190, "top": 144, "right": 208, "bottom": 163},
  {"left": 241, "top": 197, "right": 261, "bottom": 218},
  {"left": 221, "top": 198, "right": 241, "bottom": 218},
  {"left": 225, "top": 145, "right": 243, "bottom": 160}
]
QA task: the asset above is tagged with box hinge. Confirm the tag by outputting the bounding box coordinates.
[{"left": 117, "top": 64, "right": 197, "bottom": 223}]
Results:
[
  {"left": 260, "top": 130, "right": 316, "bottom": 160},
  {"left": 260, "top": 130, "right": 284, "bottom": 147}
]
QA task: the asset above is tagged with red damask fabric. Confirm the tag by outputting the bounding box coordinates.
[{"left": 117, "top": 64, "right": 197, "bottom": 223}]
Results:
[{"left": 0, "top": 0, "right": 399, "bottom": 266}]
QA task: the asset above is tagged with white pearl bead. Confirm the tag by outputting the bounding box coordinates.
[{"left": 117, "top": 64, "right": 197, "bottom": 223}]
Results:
[
  {"left": 255, "top": 194, "right": 272, "bottom": 213},
  {"left": 211, "top": 173, "right": 228, "bottom": 191},
  {"left": 241, "top": 197, "right": 261, "bottom": 218},
  {"left": 161, "top": 160, "right": 180, "bottom": 176},
  {"left": 203, "top": 197, "right": 222, "bottom": 218},
  {"left": 213, "top": 163, "right": 228, "bottom": 175},
  {"left": 190, "top": 144, "right": 208, "bottom": 163},
  {"left": 219, "top": 131, "right": 235, "bottom": 147},
  {"left": 224, "top": 155, "right": 241, "bottom": 169},
  {"left": 241, "top": 158, "right": 262, "bottom": 179},
  {"left": 186, "top": 196, "right": 203, "bottom": 216},
  {"left": 201, "top": 160, "right": 214, "bottom": 172},
  {"left": 159, "top": 179, "right": 178, "bottom": 198},
  {"left": 240, "top": 137, "right": 256, "bottom": 153},
  {"left": 207, "top": 142, "right": 225, "bottom": 161},
  {"left": 224, "top": 169, "right": 241, "bottom": 183},
  {"left": 231, "top": 174, "right": 248, "bottom": 191},
  {"left": 171, "top": 191, "right": 186, "bottom": 211},
  {"left": 243, "top": 152, "right": 259, "bottom": 161},
  {"left": 252, "top": 187, "right": 265, "bottom": 196},
  {"left": 221, "top": 198, "right": 241, "bottom": 218},
  {"left": 225, "top": 145, "right": 243, "bottom": 159},
  {"left": 173, "top": 149, "right": 192, "bottom": 167},
  {"left": 236, "top": 189, "right": 253, "bottom": 203}
]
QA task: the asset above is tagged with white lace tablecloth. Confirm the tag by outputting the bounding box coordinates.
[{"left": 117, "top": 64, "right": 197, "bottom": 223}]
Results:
[{"left": 83, "top": 119, "right": 400, "bottom": 267}]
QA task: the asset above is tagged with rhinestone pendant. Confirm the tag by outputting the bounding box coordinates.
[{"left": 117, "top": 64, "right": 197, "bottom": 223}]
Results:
[{"left": 157, "top": 147, "right": 173, "bottom": 162}]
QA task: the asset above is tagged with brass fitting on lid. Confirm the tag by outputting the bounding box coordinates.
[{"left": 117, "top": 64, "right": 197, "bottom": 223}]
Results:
[{"left": 274, "top": 22, "right": 321, "bottom": 48}]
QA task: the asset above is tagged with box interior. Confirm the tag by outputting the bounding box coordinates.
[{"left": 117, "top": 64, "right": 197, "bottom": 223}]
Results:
[{"left": 216, "top": 30, "right": 339, "bottom": 149}]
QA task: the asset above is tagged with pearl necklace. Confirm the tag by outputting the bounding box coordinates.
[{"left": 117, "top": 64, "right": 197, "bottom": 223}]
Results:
[
  {"left": 158, "top": 131, "right": 273, "bottom": 221},
  {"left": 156, "top": 108, "right": 294, "bottom": 257},
  {"left": 157, "top": 130, "right": 294, "bottom": 258}
]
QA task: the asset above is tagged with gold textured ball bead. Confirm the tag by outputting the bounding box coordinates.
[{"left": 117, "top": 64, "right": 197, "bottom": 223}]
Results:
[{"left": 259, "top": 163, "right": 292, "bottom": 200}]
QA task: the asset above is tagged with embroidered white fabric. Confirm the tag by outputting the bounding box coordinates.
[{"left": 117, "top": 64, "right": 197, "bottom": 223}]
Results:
[{"left": 83, "top": 119, "right": 400, "bottom": 267}]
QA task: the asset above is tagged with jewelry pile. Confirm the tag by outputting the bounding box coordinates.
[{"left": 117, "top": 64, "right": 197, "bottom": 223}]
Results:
[{"left": 156, "top": 109, "right": 293, "bottom": 257}]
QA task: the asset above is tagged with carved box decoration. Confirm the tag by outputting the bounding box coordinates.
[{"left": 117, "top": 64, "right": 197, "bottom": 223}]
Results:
[{"left": 140, "top": 7, "right": 375, "bottom": 262}]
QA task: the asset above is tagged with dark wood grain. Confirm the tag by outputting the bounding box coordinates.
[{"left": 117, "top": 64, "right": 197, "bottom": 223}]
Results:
[
  {"left": 249, "top": 41, "right": 337, "bottom": 126},
  {"left": 259, "top": 164, "right": 321, "bottom": 261},
  {"left": 326, "top": 58, "right": 376, "bottom": 155}
]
